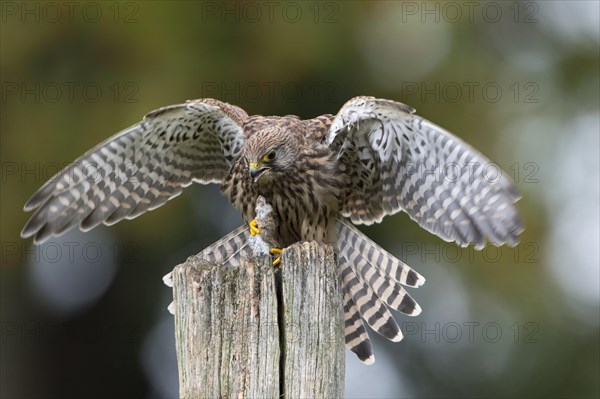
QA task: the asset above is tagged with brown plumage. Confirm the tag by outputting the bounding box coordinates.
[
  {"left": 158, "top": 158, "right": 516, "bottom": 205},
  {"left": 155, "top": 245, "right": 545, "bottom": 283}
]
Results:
[
  {"left": 21, "top": 97, "right": 523, "bottom": 364},
  {"left": 222, "top": 117, "right": 347, "bottom": 246}
]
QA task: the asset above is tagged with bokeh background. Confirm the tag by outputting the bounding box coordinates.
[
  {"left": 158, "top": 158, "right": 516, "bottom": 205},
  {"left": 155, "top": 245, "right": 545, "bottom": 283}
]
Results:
[{"left": 1, "top": 1, "right": 598, "bottom": 398}]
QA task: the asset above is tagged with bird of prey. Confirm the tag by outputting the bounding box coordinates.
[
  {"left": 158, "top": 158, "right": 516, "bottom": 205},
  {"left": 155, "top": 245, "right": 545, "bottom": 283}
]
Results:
[{"left": 21, "top": 96, "right": 523, "bottom": 364}]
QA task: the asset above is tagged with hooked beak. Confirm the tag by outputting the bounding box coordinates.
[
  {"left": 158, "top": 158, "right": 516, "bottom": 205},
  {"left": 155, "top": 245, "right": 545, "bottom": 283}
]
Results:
[{"left": 248, "top": 162, "right": 270, "bottom": 182}]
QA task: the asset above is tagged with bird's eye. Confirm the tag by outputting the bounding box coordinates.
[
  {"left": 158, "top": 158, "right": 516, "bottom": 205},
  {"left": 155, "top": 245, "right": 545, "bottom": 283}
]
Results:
[{"left": 262, "top": 151, "right": 276, "bottom": 163}]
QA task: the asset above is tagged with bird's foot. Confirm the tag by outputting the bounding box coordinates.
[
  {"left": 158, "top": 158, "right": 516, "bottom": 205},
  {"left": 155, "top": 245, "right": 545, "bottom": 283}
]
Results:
[
  {"left": 270, "top": 247, "right": 282, "bottom": 267},
  {"left": 249, "top": 219, "right": 261, "bottom": 236}
]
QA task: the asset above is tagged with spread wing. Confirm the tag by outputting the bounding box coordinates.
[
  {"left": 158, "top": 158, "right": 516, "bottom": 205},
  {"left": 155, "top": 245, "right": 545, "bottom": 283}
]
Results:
[
  {"left": 21, "top": 99, "right": 248, "bottom": 244},
  {"left": 327, "top": 96, "right": 523, "bottom": 249}
]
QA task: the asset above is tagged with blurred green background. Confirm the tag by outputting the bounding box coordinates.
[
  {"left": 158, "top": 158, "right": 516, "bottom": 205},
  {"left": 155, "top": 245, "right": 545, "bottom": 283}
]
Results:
[{"left": 1, "top": 1, "right": 598, "bottom": 398}]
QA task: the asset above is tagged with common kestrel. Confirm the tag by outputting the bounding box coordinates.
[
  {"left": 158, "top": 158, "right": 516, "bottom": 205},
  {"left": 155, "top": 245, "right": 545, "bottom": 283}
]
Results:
[{"left": 21, "top": 96, "right": 523, "bottom": 363}]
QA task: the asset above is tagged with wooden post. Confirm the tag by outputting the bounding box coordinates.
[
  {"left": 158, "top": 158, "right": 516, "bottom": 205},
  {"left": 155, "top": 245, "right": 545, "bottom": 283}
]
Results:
[{"left": 171, "top": 242, "right": 344, "bottom": 398}]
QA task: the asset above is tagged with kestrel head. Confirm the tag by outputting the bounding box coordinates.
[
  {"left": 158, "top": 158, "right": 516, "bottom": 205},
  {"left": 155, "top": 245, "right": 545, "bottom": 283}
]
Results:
[{"left": 243, "top": 127, "right": 299, "bottom": 183}]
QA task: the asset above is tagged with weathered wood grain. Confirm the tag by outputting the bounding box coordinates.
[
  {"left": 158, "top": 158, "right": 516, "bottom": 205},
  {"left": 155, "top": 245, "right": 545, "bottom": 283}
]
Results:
[
  {"left": 280, "top": 242, "right": 345, "bottom": 398},
  {"left": 172, "top": 242, "right": 343, "bottom": 398}
]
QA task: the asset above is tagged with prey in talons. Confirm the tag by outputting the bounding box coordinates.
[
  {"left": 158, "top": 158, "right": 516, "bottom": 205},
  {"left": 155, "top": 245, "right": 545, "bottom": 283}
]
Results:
[{"left": 249, "top": 196, "right": 282, "bottom": 267}]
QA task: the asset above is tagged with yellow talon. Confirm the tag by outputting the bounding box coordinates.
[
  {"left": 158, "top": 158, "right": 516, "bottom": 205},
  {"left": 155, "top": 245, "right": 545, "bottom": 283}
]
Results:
[
  {"left": 249, "top": 219, "right": 261, "bottom": 236},
  {"left": 271, "top": 247, "right": 282, "bottom": 268}
]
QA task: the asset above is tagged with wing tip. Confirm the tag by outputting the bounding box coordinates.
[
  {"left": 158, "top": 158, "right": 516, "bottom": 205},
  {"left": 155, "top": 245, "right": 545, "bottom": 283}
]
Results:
[
  {"left": 21, "top": 219, "right": 46, "bottom": 243},
  {"left": 23, "top": 199, "right": 37, "bottom": 212},
  {"left": 20, "top": 224, "right": 34, "bottom": 239},
  {"left": 473, "top": 221, "right": 525, "bottom": 250},
  {"left": 23, "top": 180, "right": 58, "bottom": 212}
]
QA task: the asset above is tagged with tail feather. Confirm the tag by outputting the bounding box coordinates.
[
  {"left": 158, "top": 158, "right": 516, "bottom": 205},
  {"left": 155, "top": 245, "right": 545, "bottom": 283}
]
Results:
[
  {"left": 163, "top": 225, "right": 253, "bottom": 314},
  {"left": 342, "top": 276, "right": 375, "bottom": 365},
  {"left": 339, "top": 254, "right": 402, "bottom": 342},
  {"left": 336, "top": 219, "right": 425, "bottom": 363},
  {"left": 163, "top": 220, "right": 425, "bottom": 366},
  {"left": 336, "top": 219, "right": 425, "bottom": 287},
  {"left": 348, "top": 243, "right": 421, "bottom": 316},
  {"left": 193, "top": 225, "right": 253, "bottom": 267},
  {"left": 337, "top": 220, "right": 423, "bottom": 315}
]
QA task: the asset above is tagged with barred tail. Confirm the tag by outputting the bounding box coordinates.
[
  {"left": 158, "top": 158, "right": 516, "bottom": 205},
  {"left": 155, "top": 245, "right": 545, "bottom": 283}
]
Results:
[
  {"left": 163, "top": 225, "right": 253, "bottom": 314},
  {"left": 164, "top": 220, "right": 425, "bottom": 366},
  {"left": 336, "top": 219, "right": 425, "bottom": 364},
  {"left": 191, "top": 225, "right": 253, "bottom": 267},
  {"left": 342, "top": 268, "right": 375, "bottom": 364}
]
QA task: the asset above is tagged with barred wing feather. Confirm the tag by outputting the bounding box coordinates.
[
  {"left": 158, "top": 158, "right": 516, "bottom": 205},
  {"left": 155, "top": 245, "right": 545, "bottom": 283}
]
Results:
[
  {"left": 328, "top": 96, "right": 523, "bottom": 249},
  {"left": 21, "top": 99, "right": 248, "bottom": 244}
]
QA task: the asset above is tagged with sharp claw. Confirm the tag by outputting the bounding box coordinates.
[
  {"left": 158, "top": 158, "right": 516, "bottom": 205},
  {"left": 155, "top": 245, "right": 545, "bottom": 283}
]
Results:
[{"left": 249, "top": 219, "right": 261, "bottom": 236}]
